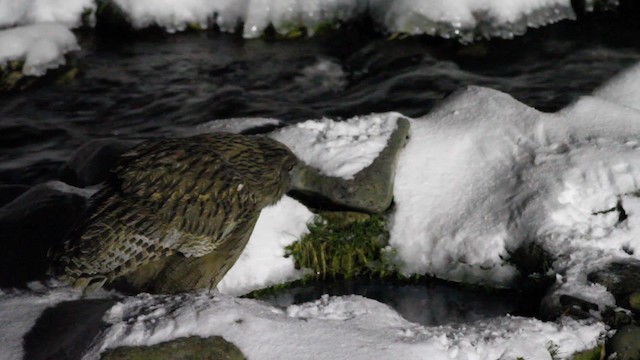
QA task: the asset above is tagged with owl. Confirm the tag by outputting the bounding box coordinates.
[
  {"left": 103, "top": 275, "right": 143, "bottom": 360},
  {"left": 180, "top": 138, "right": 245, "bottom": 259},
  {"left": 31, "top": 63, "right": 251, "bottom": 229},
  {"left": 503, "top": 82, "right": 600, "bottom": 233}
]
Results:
[{"left": 49, "top": 132, "right": 298, "bottom": 293}]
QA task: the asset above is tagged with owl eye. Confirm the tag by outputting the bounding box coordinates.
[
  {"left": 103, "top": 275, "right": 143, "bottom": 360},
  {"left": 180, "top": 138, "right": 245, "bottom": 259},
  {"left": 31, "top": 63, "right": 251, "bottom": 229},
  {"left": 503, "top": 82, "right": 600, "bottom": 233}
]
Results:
[{"left": 287, "top": 164, "right": 294, "bottom": 171}]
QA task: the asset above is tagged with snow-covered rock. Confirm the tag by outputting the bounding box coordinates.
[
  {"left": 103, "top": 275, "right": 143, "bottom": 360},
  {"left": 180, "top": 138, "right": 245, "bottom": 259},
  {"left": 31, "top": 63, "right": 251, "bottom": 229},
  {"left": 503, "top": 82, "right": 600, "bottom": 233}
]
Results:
[
  {"left": 0, "top": 0, "right": 95, "bottom": 29},
  {"left": 80, "top": 291, "right": 604, "bottom": 360},
  {"left": 0, "top": 23, "right": 78, "bottom": 76},
  {"left": 0, "top": 0, "right": 610, "bottom": 41}
]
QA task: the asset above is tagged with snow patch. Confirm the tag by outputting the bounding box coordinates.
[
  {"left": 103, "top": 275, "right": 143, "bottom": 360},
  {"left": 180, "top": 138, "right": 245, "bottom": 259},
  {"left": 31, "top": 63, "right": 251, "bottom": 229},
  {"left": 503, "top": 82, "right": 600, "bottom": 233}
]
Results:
[
  {"left": 217, "top": 196, "right": 314, "bottom": 296},
  {"left": 0, "top": 0, "right": 95, "bottom": 28},
  {"left": 0, "top": 23, "right": 78, "bottom": 76},
  {"left": 270, "top": 113, "right": 400, "bottom": 179},
  {"left": 83, "top": 291, "right": 603, "bottom": 360},
  {"left": 180, "top": 117, "right": 282, "bottom": 136}
]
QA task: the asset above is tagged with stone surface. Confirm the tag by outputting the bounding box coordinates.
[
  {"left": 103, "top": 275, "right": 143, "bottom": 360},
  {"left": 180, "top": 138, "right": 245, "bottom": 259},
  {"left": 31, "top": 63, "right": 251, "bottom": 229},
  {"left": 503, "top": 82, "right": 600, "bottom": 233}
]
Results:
[
  {"left": 60, "top": 138, "right": 135, "bottom": 187},
  {"left": 608, "top": 325, "right": 640, "bottom": 360},
  {"left": 0, "top": 182, "right": 88, "bottom": 287},
  {"left": 289, "top": 117, "right": 410, "bottom": 213},
  {"left": 569, "top": 345, "right": 603, "bottom": 360},
  {"left": 100, "top": 336, "right": 246, "bottom": 360},
  {"left": 588, "top": 259, "right": 640, "bottom": 307},
  {"left": 0, "top": 184, "right": 29, "bottom": 208},
  {"left": 629, "top": 292, "right": 640, "bottom": 314},
  {"left": 24, "top": 299, "right": 116, "bottom": 360}
]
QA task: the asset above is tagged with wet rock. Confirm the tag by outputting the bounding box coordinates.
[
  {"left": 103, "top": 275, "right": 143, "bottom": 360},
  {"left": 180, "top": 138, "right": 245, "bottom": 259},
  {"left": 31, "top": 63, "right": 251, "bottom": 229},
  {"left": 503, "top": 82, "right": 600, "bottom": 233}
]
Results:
[
  {"left": 629, "top": 292, "right": 640, "bottom": 314},
  {"left": 0, "top": 184, "right": 29, "bottom": 208},
  {"left": 0, "top": 182, "right": 88, "bottom": 287},
  {"left": 289, "top": 117, "right": 410, "bottom": 213},
  {"left": 607, "top": 325, "right": 640, "bottom": 360},
  {"left": 601, "top": 306, "right": 634, "bottom": 328},
  {"left": 1, "top": 60, "right": 79, "bottom": 93},
  {"left": 588, "top": 259, "right": 640, "bottom": 307},
  {"left": 100, "top": 336, "right": 246, "bottom": 360},
  {"left": 24, "top": 299, "right": 116, "bottom": 360},
  {"left": 60, "top": 138, "right": 135, "bottom": 187}
]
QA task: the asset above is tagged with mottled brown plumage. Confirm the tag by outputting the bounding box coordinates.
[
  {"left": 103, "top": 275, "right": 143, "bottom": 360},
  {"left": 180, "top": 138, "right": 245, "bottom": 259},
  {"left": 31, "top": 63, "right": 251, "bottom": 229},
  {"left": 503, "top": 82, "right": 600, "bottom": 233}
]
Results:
[{"left": 49, "top": 132, "right": 297, "bottom": 292}]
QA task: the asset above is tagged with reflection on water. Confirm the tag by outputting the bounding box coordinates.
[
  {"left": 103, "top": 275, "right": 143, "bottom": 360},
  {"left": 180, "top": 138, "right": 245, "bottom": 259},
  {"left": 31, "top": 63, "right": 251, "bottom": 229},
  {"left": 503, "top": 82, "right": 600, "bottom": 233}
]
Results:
[{"left": 256, "top": 279, "right": 538, "bottom": 326}]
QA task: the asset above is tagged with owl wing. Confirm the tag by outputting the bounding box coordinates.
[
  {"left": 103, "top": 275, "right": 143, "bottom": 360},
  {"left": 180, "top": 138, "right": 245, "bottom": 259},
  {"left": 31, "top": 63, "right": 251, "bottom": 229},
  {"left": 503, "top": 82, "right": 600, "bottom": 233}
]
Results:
[{"left": 112, "top": 137, "right": 262, "bottom": 256}]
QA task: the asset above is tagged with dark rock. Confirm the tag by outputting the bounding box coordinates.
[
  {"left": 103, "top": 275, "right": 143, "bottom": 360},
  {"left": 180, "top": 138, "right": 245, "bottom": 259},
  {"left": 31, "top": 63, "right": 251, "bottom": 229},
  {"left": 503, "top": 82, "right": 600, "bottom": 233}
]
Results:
[
  {"left": 601, "top": 306, "right": 634, "bottom": 328},
  {"left": 100, "top": 336, "right": 246, "bottom": 360},
  {"left": 289, "top": 117, "right": 410, "bottom": 213},
  {"left": 60, "top": 138, "right": 135, "bottom": 187},
  {"left": 0, "top": 184, "right": 29, "bottom": 208},
  {"left": 607, "top": 325, "right": 640, "bottom": 360},
  {"left": 24, "top": 299, "right": 116, "bottom": 360},
  {"left": 0, "top": 182, "right": 88, "bottom": 287},
  {"left": 629, "top": 292, "right": 640, "bottom": 314},
  {"left": 588, "top": 259, "right": 640, "bottom": 307}
]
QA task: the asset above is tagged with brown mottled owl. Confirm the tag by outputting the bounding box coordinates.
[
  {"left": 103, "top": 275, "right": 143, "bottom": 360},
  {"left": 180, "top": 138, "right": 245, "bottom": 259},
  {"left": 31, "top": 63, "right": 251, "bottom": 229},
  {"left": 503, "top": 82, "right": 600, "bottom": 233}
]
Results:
[{"left": 49, "top": 132, "right": 297, "bottom": 292}]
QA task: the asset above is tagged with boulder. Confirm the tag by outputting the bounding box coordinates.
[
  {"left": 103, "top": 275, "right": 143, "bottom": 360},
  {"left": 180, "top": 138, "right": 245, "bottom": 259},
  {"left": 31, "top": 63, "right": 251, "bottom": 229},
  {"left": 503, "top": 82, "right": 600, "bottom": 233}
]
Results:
[
  {"left": 0, "top": 182, "right": 88, "bottom": 287},
  {"left": 289, "top": 117, "right": 410, "bottom": 213},
  {"left": 60, "top": 138, "right": 136, "bottom": 187},
  {"left": 0, "top": 184, "right": 29, "bottom": 208},
  {"left": 588, "top": 259, "right": 640, "bottom": 307},
  {"left": 100, "top": 336, "right": 246, "bottom": 360},
  {"left": 607, "top": 325, "right": 640, "bottom": 360}
]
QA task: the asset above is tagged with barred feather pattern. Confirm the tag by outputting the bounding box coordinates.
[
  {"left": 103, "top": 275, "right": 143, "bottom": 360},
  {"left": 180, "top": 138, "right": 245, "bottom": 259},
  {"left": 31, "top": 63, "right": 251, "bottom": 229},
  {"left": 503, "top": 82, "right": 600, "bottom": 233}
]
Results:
[{"left": 49, "top": 133, "right": 297, "bottom": 291}]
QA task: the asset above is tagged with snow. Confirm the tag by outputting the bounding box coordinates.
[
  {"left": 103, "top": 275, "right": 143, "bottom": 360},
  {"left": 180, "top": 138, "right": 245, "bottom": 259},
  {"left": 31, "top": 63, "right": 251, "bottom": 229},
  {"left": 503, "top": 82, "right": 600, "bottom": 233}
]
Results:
[
  {"left": 77, "top": 291, "right": 603, "bottom": 360},
  {"left": 217, "top": 196, "right": 314, "bottom": 296},
  {"left": 0, "top": 23, "right": 78, "bottom": 76},
  {"left": 0, "top": 0, "right": 95, "bottom": 28},
  {"left": 270, "top": 113, "right": 400, "bottom": 179},
  {"left": 0, "top": 0, "right": 581, "bottom": 40}
]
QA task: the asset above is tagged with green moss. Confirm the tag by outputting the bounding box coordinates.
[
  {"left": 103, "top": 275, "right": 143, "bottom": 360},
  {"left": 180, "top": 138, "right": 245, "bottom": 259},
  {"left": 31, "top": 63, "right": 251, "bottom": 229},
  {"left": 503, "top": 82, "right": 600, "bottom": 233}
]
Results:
[
  {"left": 547, "top": 341, "right": 561, "bottom": 360},
  {"left": 569, "top": 345, "right": 604, "bottom": 360},
  {"left": 285, "top": 213, "right": 396, "bottom": 280},
  {"left": 629, "top": 292, "right": 640, "bottom": 313}
]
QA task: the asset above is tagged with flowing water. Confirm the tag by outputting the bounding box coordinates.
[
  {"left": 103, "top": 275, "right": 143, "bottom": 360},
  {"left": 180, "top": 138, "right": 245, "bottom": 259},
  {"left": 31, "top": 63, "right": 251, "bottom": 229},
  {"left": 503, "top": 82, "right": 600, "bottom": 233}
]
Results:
[{"left": 3, "top": 11, "right": 640, "bottom": 328}]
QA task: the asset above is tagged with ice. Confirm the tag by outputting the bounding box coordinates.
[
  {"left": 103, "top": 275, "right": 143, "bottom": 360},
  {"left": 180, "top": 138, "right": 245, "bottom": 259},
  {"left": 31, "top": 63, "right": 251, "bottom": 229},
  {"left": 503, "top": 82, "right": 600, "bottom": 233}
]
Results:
[
  {"left": 0, "top": 23, "right": 79, "bottom": 76},
  {"left": 0, "top": 0, "right": 95, "bottom": 29}
]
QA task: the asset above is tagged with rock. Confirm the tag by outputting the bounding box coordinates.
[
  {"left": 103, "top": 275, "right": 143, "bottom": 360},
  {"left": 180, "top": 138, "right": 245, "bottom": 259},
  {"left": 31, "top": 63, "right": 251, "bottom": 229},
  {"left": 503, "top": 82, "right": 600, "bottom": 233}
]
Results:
[
  {"left": 607, "top": 325, "right": 640, "bottom": 360},
  {"left": 289, "top": 117, "right": 410, "bottom": 213},
  {"left": 588, "top": 259, "right": 640, "bottom": 308},
  {"left": 24, "top": 299, "right": 116, "bottom": 360},
  {"left": 60, "top": 138, "right": 136, "bottom": 187},
  {"left": 0, "top": 184, "right": 29, "bottom": 208},
  {"left": 569, "top": 345, "right": 603, "bottom": 360},
  {"left": 629, "top": 292, "right": 640, "bottom": 314},
  {"left": 0, "top": 182, "right": 88, "bottom": 287},
  {"left": 100, "top": 336, "right": 246, "bottom": 360}
]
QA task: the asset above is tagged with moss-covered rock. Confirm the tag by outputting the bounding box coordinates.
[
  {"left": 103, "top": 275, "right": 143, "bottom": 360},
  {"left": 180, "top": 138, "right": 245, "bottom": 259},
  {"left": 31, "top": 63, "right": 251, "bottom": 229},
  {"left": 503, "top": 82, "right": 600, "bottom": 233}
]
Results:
[
  {"left": 607, "top": 325, "right": 640, "bottom": 360},
  {"left": 100, "top": 336, "right": 246, "bottom": 360},
  {"left": 569, "top": 345, "right": 604, "bottom": 360},
  {"left": 290, "top": 117, "right": 410, "bottom": 213},
  {"left": 1, "top": 59, "right": 79, "bottom": 93}
]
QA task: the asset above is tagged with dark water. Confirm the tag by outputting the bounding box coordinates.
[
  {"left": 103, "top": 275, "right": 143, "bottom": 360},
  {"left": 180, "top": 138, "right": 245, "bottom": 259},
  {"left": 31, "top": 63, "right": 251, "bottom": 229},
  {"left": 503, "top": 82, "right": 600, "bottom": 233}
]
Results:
[{"left": 255, "top": 279, "right": 539, "bottom": 326}]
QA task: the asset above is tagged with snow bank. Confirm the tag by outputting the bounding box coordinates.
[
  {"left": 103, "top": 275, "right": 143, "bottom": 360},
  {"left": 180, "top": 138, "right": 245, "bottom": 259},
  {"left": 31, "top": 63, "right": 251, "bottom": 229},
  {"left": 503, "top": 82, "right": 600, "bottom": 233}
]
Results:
[
  {"left": 217, "top": 196, "right": 314, "bottom": 296},
  {"left": 83, "top": 291, "right": 603, "bottom": 360},
  {"left": 0, "top": 23, "right": 78, "bottom": 76},
  {"left": 270, "top": 113, "right": 400, "bottom": 179},
  {"left": 108, "top": 0, "right": 577, "bottom": 40},
  {"left": 390, "top": 85, "right": 640, "bottom": 292},
  {"left": 0, "top": 0, "right": 589, "bottom": 41},
  {"left": 0, "top": 0, "right": 95, "bottom": 29}
]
